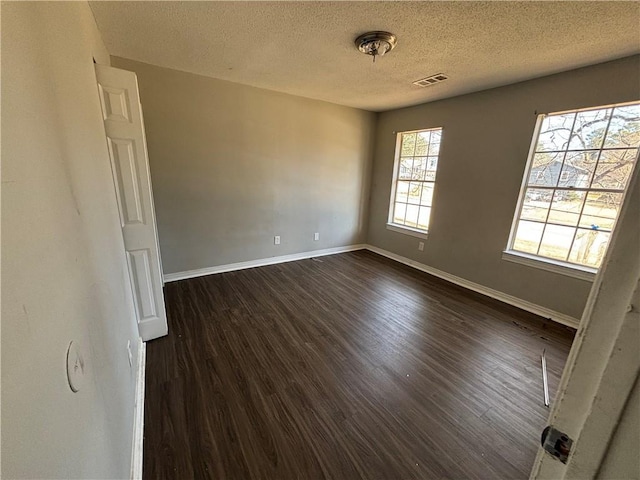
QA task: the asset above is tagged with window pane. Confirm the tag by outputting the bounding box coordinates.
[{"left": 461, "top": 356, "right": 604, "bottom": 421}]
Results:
[
  {"left": 578, "top": 192, "right": 622, "bottom": 230},
  {"left": 414, "top": 131, "right": 430, "bottom": 156},
  {"left": 604, "top": 105, "right": 640, "bottom": 149},
  {"left": 592, "top": 149, "right": 637, "bottom": 190},
  {"left": 538, "top": 224, "right": 575, "bottom": 261},
  {"left": 568, "top": 229, "right": 611, "bottom": 267},
  {"left": 405, "top": 204, "right": 419, "bottom": 227},
  {"left": 536, "top": 113, "right": 575, "bottom": 152},
  {"left": 528, "top": 152, "right": 564, "bottom": 186},
  {"left": 428, "top": 139, "right": 440, "bottom": 156},
  {"left": 513, "top": 220, "right": 545, "bottom": 254},
  {"left": 568, "top": 108, "right": 611, "bottom": 150},
  {"left": 391, "top": 128, "right": 442, "bottom": 234},
  {"left": 393, "top": 202, "right": 407, "bottom": 224},
  {"left": 407, "top": 182, "right": 422, "bottom": 204},
  {"left": 395, "top": 181, "right": 410, "bottom": 203},
  {"left": 558, "top": 151, "right": 599, "bottom": 188},
  {"left": 547, "top": 190, "right": 586, "bottom": 227},
  {"left": 510, "top": 102, "right": 638, "bottom": 269},
  {"left": 401, "top": 133, "right": 416, "bottom": 156},
  {"left": 418, "top": 207, "right": 431, "bottom": 230},
  {"left": 412, "top": 157, "right": 427, "bottom": 180},
  {"left": 425, "top": 157, "right": 438, "bottom": 181},
  {"left": 420, "top": 183, "right": 434, "bottom": 206},
  {"left": 398, "top": 158, "right": 413, "bottom": 180},
  {"left": 520, "top": 188, "right": 552, "bottom": 222}
]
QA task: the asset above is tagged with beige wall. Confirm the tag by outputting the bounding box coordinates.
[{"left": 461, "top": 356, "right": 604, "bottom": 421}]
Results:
[
  {"left": 367, "top": 56, "right": 640, "bottom": 319},
  {"left": 2, "top": 3, "right": 140, "bottom": 478},
  {"left": 2, "top": 3, "right": 637, "bottom": 477},
  {"left": 111, "top": 57, "right": 375, "bottom": 275}
]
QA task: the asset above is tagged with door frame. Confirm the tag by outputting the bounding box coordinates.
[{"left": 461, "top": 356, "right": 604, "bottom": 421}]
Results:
[{"left": 530, "top": 153, "right": 640, "bottom": 478}]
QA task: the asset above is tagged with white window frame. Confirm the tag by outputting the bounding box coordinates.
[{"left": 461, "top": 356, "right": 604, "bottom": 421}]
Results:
[
  {"left": 387, "top": 127, "right": 443, "bottom": 240},
  {"left": 503, "top": 101, "right": 640, "bottom": 281}
]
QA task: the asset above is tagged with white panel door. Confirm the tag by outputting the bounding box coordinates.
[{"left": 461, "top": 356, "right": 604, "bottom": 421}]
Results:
[{"left": 95, "top": 64, "right": 167, "bottom": 341}]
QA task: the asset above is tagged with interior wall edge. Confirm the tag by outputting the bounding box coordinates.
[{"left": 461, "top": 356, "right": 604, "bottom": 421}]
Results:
[
  {"left": 164, "top": 244, "right": 367, "bottom": 282},
  {"left": 163, "top": 241, "right": 579, "bottom": 329},
  {"left": 110, "top": 55, "right": 375, "bottom": 275},
  {"left": 365, "top": 245, "right": 581, "bottom": 329},
  {"left": 367, "top": 55, "right": 640, "bottom": 321}
]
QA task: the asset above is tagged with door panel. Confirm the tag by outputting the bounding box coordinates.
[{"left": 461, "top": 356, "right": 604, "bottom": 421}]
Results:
[
  {"left": 98, "top": 83, "right": 131, "bottom": 123},
  {"left": 96, "top": 64, "right": 167, "bottom": 341},
  {"left": 127, "top": 249, "right": 158, "bottom": 320},
  {"left": 108, "top": 138, "right": 145, "bottom": 225}
]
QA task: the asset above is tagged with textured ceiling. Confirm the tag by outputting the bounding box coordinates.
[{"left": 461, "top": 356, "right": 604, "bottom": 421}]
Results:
[{"left": 90, "top": 1, "right": 640, "bottom": 112}]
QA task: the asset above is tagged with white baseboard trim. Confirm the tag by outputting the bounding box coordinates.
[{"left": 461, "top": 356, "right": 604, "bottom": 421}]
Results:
[
  {"left": 163, "top": 244, "right": 367, "bottom": 282},
  {"left": 365, "top": 245, "right": 581, "bottom": 329},
  {"left": 131, "top": 338, "right": 146, "bottom": 480},
  {"left": 161, "top": 242, "right": 579, "bottom": 329}
]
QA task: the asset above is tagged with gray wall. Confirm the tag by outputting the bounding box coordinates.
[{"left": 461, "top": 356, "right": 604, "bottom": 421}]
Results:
[
  {"left": 2, "top": 3, "right": 140, "bottom": 478},
  {"left": 597, "top": 374, "right": 640, "bottom": 479},
  {"left": 367, "top": 56, "right": 640, "bottom": 319},
  {"left": 111, "top": 57, "right": 376, "bottom": 275}
]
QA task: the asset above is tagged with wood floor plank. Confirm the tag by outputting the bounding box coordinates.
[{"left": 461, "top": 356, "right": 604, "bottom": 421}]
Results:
[{"left": 144, "top": 250, "right": 575, "bottom": 479}]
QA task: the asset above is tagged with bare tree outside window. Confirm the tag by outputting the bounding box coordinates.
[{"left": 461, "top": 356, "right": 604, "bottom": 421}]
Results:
[{"left": 509, "top": 102, "right": 640, "bottom": 268}]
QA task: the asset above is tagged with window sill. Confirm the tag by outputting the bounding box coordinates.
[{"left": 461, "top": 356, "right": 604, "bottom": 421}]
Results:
[
  {"left": 502, "top": 250, "right": 596, "bottom": 282},
  {"left": 386, "top": 223, "right": 429, "bottom": 240}
]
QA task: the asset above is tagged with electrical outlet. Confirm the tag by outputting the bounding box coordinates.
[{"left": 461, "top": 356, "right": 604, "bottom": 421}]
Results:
[
  {"left": 274, "top": 235, "right": 281, "bottom": 245},
  {"left": 314, "top": 232, "right": 320, "bottom": 241},
  {"left": 418, "top": 241, "right": 425, "bottom": 251}
]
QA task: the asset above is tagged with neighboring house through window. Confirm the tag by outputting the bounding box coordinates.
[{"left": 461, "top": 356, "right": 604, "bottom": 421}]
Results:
[
  {"left": 387, "top": 128, "right": 442, "bottom": 239},
  {"left": 505, "top": 101, "right": 640, "bottom": 275}
]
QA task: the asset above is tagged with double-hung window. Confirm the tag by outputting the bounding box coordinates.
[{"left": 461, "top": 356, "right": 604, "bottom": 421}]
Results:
[
  {"left": 505, "top": 101, "right": 640, "bottom": 276},
  {"left": 388, "top": 128, "right": 442, "bottom": 238}
]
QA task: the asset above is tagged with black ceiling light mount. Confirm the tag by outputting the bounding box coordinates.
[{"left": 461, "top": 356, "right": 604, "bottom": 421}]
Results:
[{"left": 355, "top": 31, "right": 397, "bottom": 63}]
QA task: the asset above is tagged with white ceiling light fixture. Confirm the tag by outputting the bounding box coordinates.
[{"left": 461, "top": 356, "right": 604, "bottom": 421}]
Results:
[{"left": 355, "top": 31, "right": 397, "bottom": 63}]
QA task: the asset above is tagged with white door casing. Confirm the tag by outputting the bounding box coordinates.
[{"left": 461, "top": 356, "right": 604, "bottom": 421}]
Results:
[
  {"left": 530, "top": 154, "right": 640, "bottom": 478},
  {"left": 95, "top": 64, "right": 168, "bottom": 341}
]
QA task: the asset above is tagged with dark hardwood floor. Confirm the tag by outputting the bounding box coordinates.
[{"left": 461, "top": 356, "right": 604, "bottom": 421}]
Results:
[{"left": 144, "top": 250, "right": 575, "bottom": 479}]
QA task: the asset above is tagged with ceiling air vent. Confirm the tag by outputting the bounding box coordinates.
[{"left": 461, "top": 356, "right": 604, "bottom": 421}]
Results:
[{"left": 413, "top": 73, "right": 448, "bottom": 87}]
